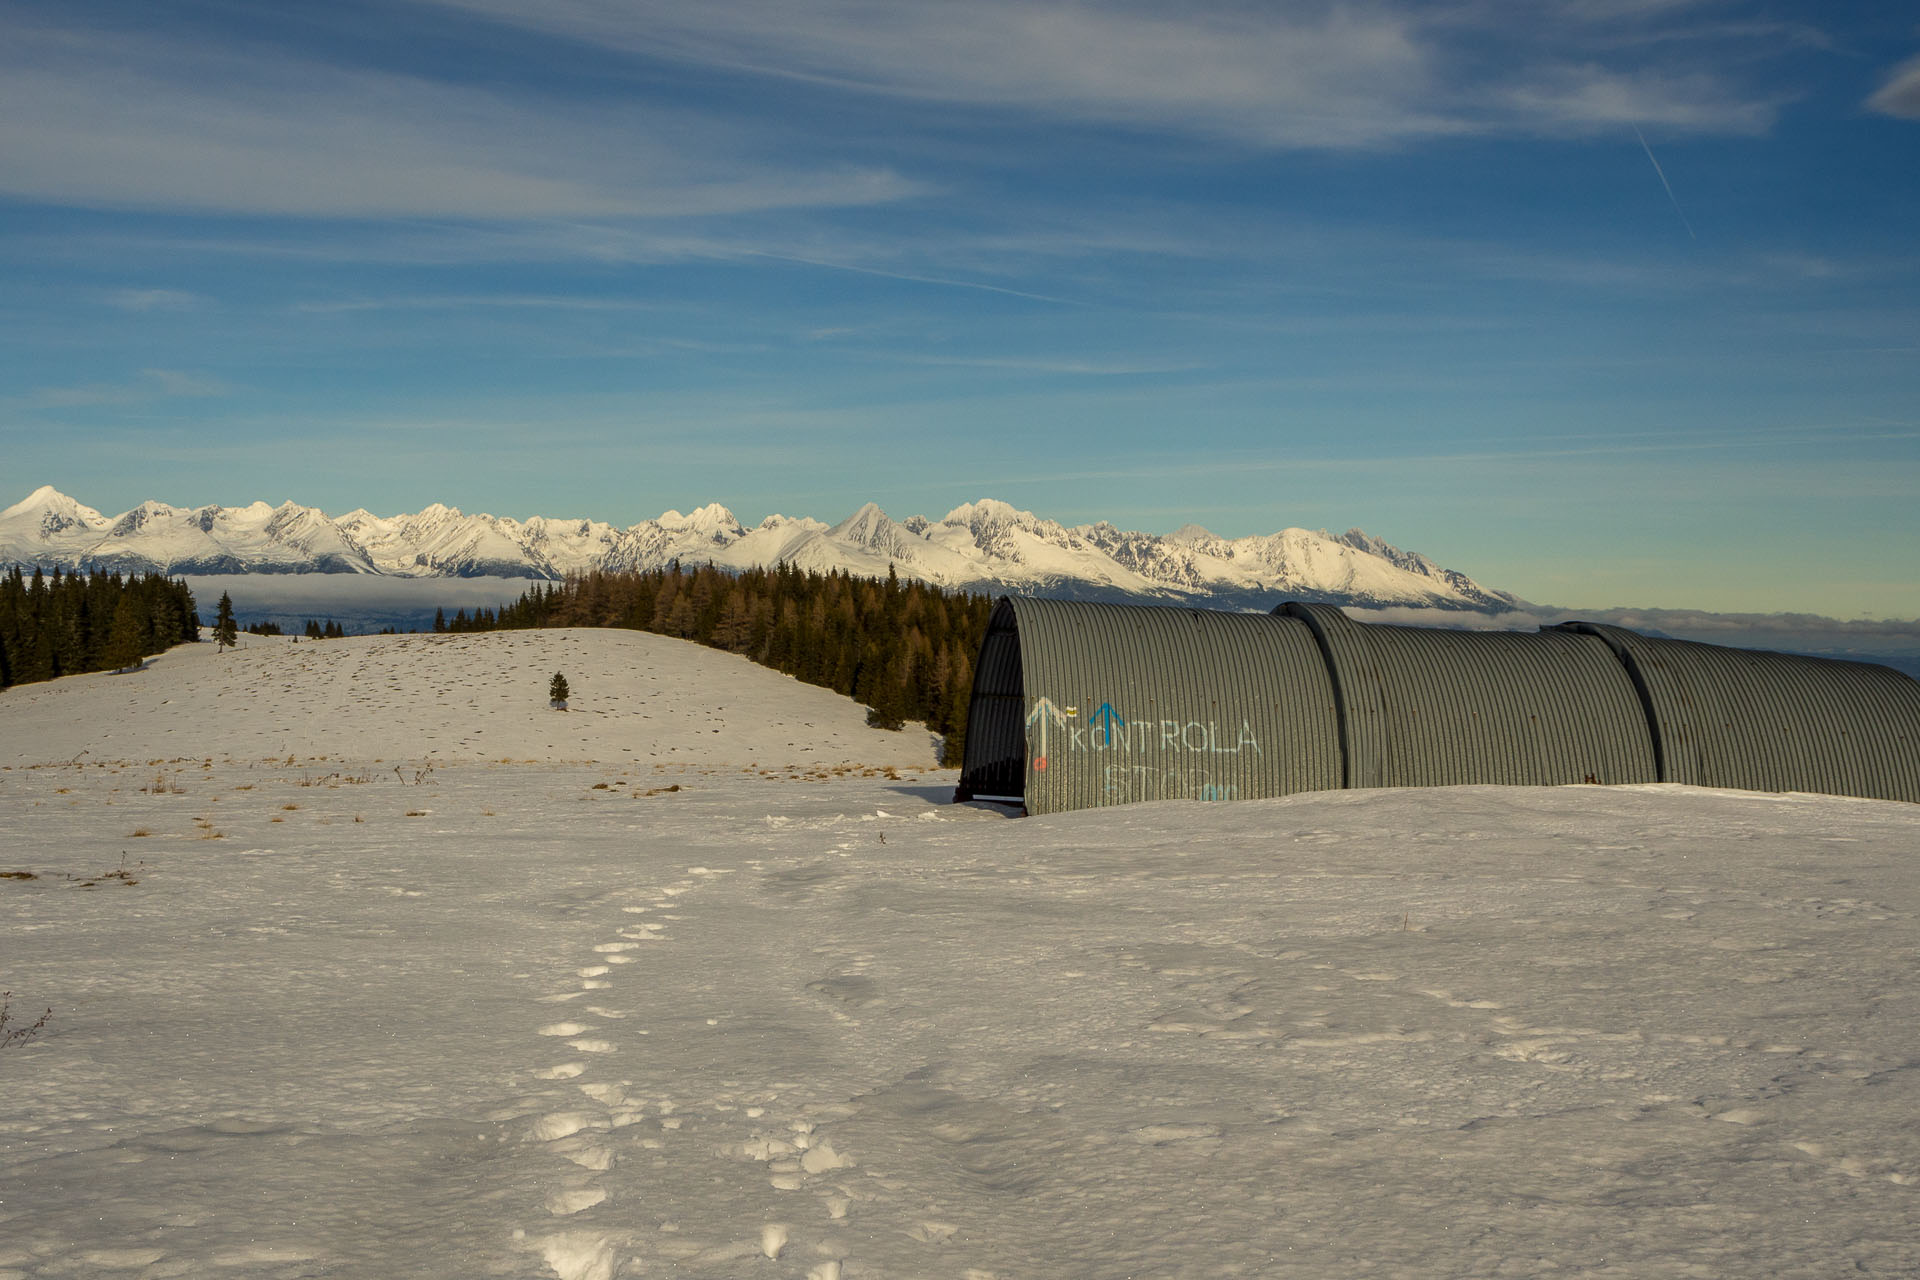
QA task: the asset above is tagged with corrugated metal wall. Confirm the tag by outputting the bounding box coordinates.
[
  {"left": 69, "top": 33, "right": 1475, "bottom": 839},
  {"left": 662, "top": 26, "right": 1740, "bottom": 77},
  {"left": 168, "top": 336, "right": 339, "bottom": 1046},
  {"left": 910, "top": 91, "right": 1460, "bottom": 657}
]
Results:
[
  {"left": 958, "top": 598, "right": 1920, "bottom": 812},
  {"left": 1358, "top": 625, "right": 1658, "bottom": 788},
  {"left": 1279, "top": 603, "right": 1656, "bottom": 788},
  {"left": 1557, "top": 623, "right": 1920, "bottom": 803},
  {"left": 958, "top": 598, "right": 1342, "bottom": 814}
]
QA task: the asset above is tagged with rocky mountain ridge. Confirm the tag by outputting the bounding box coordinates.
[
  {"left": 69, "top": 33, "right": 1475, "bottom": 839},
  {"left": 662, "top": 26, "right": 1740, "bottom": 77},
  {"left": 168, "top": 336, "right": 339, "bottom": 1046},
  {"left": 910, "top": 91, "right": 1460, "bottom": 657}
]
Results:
[{"left": 0, "top": 486, "right": 1519, "bottom": 612}]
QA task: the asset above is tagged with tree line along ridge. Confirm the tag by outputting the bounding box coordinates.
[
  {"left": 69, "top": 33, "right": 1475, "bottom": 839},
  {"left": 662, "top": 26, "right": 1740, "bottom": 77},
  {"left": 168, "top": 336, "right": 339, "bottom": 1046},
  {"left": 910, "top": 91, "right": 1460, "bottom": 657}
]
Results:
[{"left": 0, "top": 567, "right": 199, "bottom": 688}]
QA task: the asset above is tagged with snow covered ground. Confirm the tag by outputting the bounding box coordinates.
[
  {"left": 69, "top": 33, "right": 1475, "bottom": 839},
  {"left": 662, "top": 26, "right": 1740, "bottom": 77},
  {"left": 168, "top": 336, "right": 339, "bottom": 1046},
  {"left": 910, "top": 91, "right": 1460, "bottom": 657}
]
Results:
[
  {"left": 3, "top": 632, "right": 1918, "bottom": 1278},
  {"left": 0, "top": 630, "right": 938, "bottom": 772}
]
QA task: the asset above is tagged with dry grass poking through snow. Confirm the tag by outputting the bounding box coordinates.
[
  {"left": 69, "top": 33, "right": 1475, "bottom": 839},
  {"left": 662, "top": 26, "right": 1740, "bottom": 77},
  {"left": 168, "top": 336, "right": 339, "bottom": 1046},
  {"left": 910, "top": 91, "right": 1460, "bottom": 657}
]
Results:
[{"left": 0, "top": 992, "right": 55, "bottom": 1050}]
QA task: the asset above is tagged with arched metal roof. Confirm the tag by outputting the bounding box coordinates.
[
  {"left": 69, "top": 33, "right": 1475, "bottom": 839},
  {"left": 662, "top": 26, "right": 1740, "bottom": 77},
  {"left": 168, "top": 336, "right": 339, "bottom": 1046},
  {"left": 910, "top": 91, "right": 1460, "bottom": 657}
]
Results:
[
  {"left": 958, "top": 597, "right": 1920, "bottom": 813},
  {"left": 1556, "top": 622, "right": 1920, "bottom": 803},
  {"left": 1282, "top": 604, "right": 1658, "bottom": 790}
]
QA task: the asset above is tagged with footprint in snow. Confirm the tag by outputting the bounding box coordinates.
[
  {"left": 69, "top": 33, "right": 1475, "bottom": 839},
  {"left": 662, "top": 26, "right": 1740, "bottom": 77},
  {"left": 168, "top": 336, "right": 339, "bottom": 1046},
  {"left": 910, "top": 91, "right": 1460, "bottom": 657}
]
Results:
[
  {"left": 553, "top": 1137, "right": 614, "bottom": 1170},
  {"left": 545, "top": 1184, "right": 607, "bottom": 1216},
  {"left": 530, "top": 1111, "right": 604, "bottom": 1142}
]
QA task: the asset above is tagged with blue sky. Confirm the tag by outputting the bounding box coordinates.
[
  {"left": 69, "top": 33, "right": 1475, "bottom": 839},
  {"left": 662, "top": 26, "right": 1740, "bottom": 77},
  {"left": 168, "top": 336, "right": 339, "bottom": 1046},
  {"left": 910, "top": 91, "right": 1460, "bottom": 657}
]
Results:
[{"left": 3, "top": 0, "right": 1916, "bottom": 617}]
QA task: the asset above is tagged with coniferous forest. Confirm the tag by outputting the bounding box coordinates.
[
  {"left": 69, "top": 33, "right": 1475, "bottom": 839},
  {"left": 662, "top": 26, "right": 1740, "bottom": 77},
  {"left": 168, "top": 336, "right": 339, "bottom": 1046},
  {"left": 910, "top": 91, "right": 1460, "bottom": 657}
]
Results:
[
  {"left": 0, "top": 567, "right": 200, "bottom": 690},
  {"left": 486, "top": 564, "right": 994, "bottom": 765}
]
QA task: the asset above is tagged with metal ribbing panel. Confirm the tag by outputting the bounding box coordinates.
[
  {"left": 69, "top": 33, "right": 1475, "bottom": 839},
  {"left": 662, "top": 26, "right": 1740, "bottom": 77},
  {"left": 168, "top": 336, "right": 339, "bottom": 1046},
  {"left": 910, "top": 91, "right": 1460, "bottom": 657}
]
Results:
[
  {"left": 1556, "top": 624, "right": 1920, "bottom": 802},
  {"left": 1277, "top": 603, "right": 1388, "bottom": 789},
  {"left": 997, "top": 598, "right": 1343, "bottom": 815},
  {"left": 1356, "top": 626, "right": 1659, "bottom": 788}
]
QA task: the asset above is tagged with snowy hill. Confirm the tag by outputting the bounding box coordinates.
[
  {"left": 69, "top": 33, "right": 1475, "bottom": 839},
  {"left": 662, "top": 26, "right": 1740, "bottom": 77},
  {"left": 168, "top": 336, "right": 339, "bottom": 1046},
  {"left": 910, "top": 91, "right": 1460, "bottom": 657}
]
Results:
[
  {"left": 0, "top": 485, "right": 1517, "bottom": 611},
  {"left": 2, "top": 632, "right": 1918, "bottom": 1278},
  {"left": 0, "top": 628, "right": 936, "bottom": 770}
]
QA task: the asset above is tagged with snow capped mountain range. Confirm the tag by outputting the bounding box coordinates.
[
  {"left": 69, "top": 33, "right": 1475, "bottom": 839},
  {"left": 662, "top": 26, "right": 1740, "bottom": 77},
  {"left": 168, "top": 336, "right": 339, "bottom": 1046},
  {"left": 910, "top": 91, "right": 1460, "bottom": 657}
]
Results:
[{"left": 0, "top": 486, "right": 1519, "bottom": 612}]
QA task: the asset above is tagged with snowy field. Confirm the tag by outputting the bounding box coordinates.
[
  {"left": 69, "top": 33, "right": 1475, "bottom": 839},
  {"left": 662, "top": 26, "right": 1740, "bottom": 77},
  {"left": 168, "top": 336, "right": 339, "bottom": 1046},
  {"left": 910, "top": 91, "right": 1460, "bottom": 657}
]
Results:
[{"left": 3, "top": 632, "right": 1918, "bottom": 1279}]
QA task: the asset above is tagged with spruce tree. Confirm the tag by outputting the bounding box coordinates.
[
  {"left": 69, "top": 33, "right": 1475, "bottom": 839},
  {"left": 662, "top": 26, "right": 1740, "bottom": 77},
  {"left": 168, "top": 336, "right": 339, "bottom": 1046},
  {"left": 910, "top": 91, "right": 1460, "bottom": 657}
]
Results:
[
  {"left": 104, "top": 595, "right": 146, "bottom": 672},
  {"left": 549, "top": 671, "right": 570, "bottom": 707},
  {"left": 213, "top": 592, "right": 239, "bottom": 651}
]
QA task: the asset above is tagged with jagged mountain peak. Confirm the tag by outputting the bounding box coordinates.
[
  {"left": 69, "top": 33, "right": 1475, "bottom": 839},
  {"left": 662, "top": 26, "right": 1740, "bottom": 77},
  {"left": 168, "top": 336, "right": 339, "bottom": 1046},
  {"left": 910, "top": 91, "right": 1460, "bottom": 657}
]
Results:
[
  {"left": 3, "top": 484, "right": 105, "bottom": 522},
  {"left": 756, "top": 514, "right": 823, "bottom": 533},
  {"left": 1165, "top": 522, "right": 1220, "bottom": 545},
  {"left": 828, "top": 502, "right": 927, "bottom": 562},
  {"left": 7, "top": 484, "right": 82, "bottom": 513},
  {"left": 830, "top": 501, "right": 894, "bottom": 536},
  {"left": 109, "top": 500, "right": 185, "bottom": 535},
  {"left": 938, "top": 497, "right": 1031, "bottom": 529},
  {"left": 658, "top": 503, "right": 743, "bottom": 534}
]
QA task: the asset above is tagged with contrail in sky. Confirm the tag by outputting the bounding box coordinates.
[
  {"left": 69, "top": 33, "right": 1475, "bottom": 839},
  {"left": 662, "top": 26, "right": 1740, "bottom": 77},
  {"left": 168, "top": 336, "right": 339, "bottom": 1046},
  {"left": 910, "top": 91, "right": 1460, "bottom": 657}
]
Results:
[{"left": 1633, "top": 124, "right": 1696, "bottom": 240}]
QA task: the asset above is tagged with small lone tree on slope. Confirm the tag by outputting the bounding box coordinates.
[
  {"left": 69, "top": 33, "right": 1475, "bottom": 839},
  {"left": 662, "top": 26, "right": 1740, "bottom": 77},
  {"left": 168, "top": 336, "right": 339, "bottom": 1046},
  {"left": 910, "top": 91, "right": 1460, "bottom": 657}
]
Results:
[
  {"left": 213, "top": 592, "right": 238, "bottom": 651},
  {"left": 549, "top": 671, "right": 570, "bottom": 709}
]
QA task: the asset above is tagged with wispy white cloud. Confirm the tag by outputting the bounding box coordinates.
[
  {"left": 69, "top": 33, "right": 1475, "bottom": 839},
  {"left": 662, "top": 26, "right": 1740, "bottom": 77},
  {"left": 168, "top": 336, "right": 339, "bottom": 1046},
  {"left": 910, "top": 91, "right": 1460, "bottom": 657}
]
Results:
[
  {"left": 0, "top": 1, "right": 1800, "bottom": 229},
  {"left": 418, "top": 0, "right": 1461, "bottom": 148},
  {"left": 0, "top": 19, "right": 920, "bottom": 218},
  {"left": 143, "top": 369, "right": 228, "bottom": 397},
  {"left": 873, "top": 352, "right": 1206, "bottom": 376},
  {"left": 1501, "top": 63, "right": 1776, "bottom": 132},
  {"left": 1548, "top": 0, "right": 1726, "bottom": 19},
  {"left": 293, "top": 294, "right": 668, "bottom": 315},
  {"left": 416, "top": 0, "right": 1785, "bottom": 145},
  {"left": 105, "top": 288, "right": 200, "bottom": 311},
  {"left": 25, "top": 368, "right": 230, "bottom": 409},
  {"left": 1866, "top": 54, "right": 1920, "bottom": 120},
  {"left": 742, "top": 251, "right": 1076, "bottom": 304}
]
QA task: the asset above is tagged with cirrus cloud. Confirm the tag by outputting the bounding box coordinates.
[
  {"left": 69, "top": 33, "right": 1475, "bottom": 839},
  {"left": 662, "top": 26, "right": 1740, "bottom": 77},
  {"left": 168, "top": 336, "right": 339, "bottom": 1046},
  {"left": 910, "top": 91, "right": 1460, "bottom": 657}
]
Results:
[
  {"left": 1866, "top": 54, "right": 1920, "bottom": 120},
  {"left": 415, "top": 0, "right": 1787, "bottom": 145},
  {"left": 0, "top": 19, "right": 921, "bottom": 219}
]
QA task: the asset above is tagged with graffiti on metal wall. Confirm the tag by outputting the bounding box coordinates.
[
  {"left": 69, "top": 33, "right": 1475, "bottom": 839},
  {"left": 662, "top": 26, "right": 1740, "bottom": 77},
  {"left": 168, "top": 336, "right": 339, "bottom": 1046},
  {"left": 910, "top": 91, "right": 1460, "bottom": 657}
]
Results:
[
  {"left": 1099, "top": 766, "right": 1240, "bottom": 804},
  {"left": 1027, "top": 695, "right": 1259, "bottom": 799}
]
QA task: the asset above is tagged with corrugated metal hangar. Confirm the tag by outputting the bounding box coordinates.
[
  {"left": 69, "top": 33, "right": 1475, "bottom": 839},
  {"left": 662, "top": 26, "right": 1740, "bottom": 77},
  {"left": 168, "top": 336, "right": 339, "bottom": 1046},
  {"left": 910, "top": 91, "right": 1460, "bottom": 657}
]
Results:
[{"left": 956, "top": 598, "right": 1920, "bottom": 814}]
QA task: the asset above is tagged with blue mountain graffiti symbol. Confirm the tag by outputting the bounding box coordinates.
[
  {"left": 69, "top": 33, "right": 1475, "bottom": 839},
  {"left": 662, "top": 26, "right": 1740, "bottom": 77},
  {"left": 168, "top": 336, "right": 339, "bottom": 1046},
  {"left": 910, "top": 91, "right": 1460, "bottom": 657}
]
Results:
[{"left": 1090, "top": 702, "right": 1127, "bottom": 746}]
